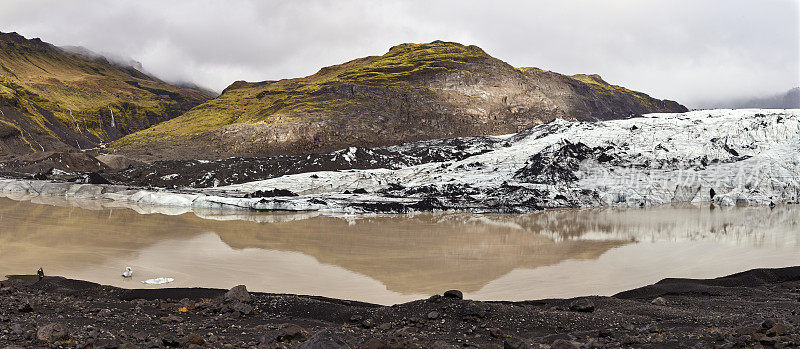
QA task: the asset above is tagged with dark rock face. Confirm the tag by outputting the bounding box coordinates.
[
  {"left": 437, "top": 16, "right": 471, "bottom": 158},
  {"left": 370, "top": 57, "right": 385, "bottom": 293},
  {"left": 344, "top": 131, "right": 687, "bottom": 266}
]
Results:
[
  {"left": 513, "top": 140, "right": 616, "bottom": 184},
  {"left": 0, "top": 151, "right": 108, "bottom": 175},
  {"left": 74, "top": 172, "right": 112, "bottom": 184},
  {"left": 105, "top": 135, "right": 503, "bottom": 188},
  {"left": 244, "top": 188, "right": 298, "bottom": 198},
  {"left": 112, "top": 41, "right": 687, "bottom": 161}
]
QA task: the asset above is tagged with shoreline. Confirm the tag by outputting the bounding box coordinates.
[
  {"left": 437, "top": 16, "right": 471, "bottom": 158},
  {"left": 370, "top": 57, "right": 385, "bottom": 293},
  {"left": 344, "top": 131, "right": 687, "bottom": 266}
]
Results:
[
  {"left": 0, "top": 176, "right": 792, "bottom": 216},
  {"left": 2, "top": 266, "right": 799, "bottom": 347}
]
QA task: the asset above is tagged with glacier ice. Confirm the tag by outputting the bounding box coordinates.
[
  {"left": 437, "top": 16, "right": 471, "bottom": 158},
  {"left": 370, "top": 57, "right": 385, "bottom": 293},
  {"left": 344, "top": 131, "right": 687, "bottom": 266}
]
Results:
[{"left": 0, "top": 109, "right": 797, "bottom": 213}]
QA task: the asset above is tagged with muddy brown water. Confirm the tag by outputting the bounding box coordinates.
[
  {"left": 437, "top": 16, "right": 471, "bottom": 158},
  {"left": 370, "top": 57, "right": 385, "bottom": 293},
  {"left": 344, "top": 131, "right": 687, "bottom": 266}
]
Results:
[{"left": 0, "top": 195, "right": 797, "bottom": 305}]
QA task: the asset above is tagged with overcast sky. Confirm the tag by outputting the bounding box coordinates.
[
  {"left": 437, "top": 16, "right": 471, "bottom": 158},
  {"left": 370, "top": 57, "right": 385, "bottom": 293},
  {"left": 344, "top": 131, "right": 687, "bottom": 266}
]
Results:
[{"left": 1, "top": 0, "right": 797, "bottom": 107}]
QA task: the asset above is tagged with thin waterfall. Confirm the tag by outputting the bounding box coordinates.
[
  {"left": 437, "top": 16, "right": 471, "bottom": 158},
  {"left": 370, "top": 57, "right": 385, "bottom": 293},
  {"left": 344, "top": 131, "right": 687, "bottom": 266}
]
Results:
[{"left": 70, "top": 110, "right": 80, "bottom": 132}]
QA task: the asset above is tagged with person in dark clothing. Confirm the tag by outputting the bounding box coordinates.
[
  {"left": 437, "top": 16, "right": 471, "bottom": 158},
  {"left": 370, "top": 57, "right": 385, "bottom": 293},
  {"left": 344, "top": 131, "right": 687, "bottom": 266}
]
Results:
[{"left": 37, "top": 267, "right": 44, "bottom": 281}]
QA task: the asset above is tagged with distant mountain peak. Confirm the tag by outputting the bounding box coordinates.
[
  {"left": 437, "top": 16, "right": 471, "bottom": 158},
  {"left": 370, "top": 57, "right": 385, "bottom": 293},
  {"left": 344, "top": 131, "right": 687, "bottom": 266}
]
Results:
[
  {"left": 59, "top": 45, "right": 145, "bottom": 72},
  {"left": 702, "top": 87, "right": 800, "bottom": 109}
]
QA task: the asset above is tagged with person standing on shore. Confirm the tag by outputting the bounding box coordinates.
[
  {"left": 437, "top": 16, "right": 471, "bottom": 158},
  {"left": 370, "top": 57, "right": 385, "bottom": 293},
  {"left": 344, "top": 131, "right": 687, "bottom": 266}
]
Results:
[{"left": 37, "top": 267, "right": 44, "bottom": 281}]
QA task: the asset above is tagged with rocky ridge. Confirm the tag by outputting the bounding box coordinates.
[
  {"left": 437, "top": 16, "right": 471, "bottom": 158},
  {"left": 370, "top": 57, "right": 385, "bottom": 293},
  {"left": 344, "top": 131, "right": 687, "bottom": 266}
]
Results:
[{"left": 110, "top": 41, "right": 686, "bottom": 160}]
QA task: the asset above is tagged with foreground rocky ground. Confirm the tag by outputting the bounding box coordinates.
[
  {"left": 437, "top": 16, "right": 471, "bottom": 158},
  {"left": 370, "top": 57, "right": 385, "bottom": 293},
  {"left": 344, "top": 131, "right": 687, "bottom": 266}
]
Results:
[{"left": 1, "top": 267, "right": 799, "bottom": 348}]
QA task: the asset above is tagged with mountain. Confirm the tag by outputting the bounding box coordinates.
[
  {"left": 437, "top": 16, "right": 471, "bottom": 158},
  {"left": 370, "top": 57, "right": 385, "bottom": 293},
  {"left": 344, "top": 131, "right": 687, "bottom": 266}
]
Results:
[
  {"left": 173, "top": 82, "right": 220, "bottom": 99},
  {"left": 703, "top": 88, "right": 800, "bottom": 109},
  {"left": 59, "top": 45, "right": 146, "bottom": 72},
  {"left": 61, "top": 45, "right": 219, "bottom": 99},
  {"left": 0, "top": 31, "right": 210, "bottom": 156},
  {"left": 110, "top": 41, "right": 687, "bottom": 160}
]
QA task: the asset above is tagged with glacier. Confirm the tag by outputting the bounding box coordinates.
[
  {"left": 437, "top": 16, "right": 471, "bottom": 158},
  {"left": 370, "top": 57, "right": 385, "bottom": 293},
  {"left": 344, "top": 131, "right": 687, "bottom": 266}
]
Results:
[{"left": 0, "top": 109, "right": 797, "bottom": 213}]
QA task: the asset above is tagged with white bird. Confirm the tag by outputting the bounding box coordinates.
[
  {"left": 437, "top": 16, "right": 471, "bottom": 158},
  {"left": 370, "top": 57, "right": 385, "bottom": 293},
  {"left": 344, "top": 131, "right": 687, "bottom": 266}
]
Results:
[{"left": 122, "top": 267, "right": 133, "bottom": 278}]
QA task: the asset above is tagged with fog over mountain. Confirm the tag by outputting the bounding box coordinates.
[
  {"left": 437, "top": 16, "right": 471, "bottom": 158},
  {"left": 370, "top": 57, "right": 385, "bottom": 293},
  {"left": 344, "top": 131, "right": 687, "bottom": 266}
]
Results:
[
  {"left": 0, "top": 0, "right": 797, "bottom": 108},
  {"left": 699, "top": 88, "right": 800, "bottom": 110}
]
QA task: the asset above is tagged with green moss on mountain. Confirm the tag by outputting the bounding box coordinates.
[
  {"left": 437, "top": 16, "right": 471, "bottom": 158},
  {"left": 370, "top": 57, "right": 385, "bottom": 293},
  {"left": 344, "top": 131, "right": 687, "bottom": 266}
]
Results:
[
  {"left": 113, "top": 41, "right": 687, "bottom": 160},
  {"left": 569, "top": 73, "right": 665, "bottom": 112},
  {"left": 517, "top": 67, "right": 550, "bottom": 73},
  {"left": 0, "top": 31, "right": 210, "bottom": 154},
  {"left": 115, "top": 42, "right": 492, "bottom": 147},
  {"left": 0, "top": 119, "right": 22, "bottom": 138}
]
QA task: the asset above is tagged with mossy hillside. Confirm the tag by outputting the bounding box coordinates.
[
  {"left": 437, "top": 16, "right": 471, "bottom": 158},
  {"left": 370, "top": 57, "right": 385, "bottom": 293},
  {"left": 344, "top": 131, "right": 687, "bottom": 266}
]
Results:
[
  {"left": 0, "top": 119, "right": 22, "bottom": 138},
  {"left": 113, "top": 41, "right": 687, "bottom": 157},
  {"left": 0, "top": 32, "right": 209, "bottom": 146},
  {"left": 0, "top": 76, "right": 177, "bottom": 145},
  {"left": 333, "top": 41, "right": 490, "bottom": 82},
  {"left": 516, "top": 70, "right": 663, "bottom": 110},
  {"left": 568, "top": 73, "right": 661, "bottom": 110},
  {"left": 113, "top": 41, "right": 489, "bottom": 147},
  {"left": 517, "top": 67, "right": 551, "bottom": 74}
]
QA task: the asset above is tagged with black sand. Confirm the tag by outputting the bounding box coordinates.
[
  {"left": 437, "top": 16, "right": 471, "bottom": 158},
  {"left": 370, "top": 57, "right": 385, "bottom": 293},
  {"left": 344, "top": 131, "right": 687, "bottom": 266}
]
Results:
[{"left": 1, "top": 266, "right": 799, "bottom": 348}]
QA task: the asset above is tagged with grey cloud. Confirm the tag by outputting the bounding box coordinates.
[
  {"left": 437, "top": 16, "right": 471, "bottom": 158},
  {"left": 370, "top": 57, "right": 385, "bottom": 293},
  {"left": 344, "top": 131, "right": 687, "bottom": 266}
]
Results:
[{"left": 0, "top": 0, "right": 797, "bottom": 108}]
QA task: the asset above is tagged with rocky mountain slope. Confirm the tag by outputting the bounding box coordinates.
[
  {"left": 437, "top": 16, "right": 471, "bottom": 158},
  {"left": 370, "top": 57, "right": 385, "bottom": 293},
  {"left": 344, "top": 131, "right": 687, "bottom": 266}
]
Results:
[
  {"left": 111, "top": 41, "right": 687, "bottom": 160},
  {"left": 0, "top": 32, "right": 210, "bottom": 156},
  {"left": 104, "top": 135, "right": 504, "bottom": 188},
  {"left": 1, "top": 109, "right": 795, "bottom": 213}
]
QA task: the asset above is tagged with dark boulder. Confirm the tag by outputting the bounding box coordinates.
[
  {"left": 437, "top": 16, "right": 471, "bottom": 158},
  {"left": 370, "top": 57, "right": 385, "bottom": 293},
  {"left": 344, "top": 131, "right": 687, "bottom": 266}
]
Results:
[
  {"left": 568, "top": 298, "right": 595, "bottom": 312},
  {"left": 276, "top": 323, "right": 309, "bottom": 342},
  {"left": 75, "top": 172, "right": 112, "bottom": 184},
  {"left": 244, "top": 188, "right": 298, "bottom": 198},
  {"left": 36, "top": 322, "right": 69, "bottom": 343},
  {"left": 232, "top": 301, "right": 253, "bottom": 315},
  {"left": 224, "top": 285, "right": 251, "bottom": 303},
  {"left": 443, "top": 290, "right": 463, "bottom": 299}
]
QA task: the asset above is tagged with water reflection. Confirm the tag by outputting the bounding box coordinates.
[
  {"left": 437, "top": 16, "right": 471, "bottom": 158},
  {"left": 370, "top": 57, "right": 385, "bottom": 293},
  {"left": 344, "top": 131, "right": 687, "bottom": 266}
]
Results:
[{"left": 0, "top": 194, "right": 797, "bottom": 305}]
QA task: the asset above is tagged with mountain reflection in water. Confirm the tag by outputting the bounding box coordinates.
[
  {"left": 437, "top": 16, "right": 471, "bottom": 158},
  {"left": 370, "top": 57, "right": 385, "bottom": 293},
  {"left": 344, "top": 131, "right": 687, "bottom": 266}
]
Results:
[{"left": 0, "top": 194, "right": 797, "bottom": 305}]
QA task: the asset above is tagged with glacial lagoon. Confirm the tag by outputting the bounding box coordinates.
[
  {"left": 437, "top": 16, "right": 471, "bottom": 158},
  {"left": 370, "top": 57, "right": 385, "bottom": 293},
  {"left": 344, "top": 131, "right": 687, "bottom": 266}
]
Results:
[{"left": 0, "top": 196, "right": 797, "bottom": 305}]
